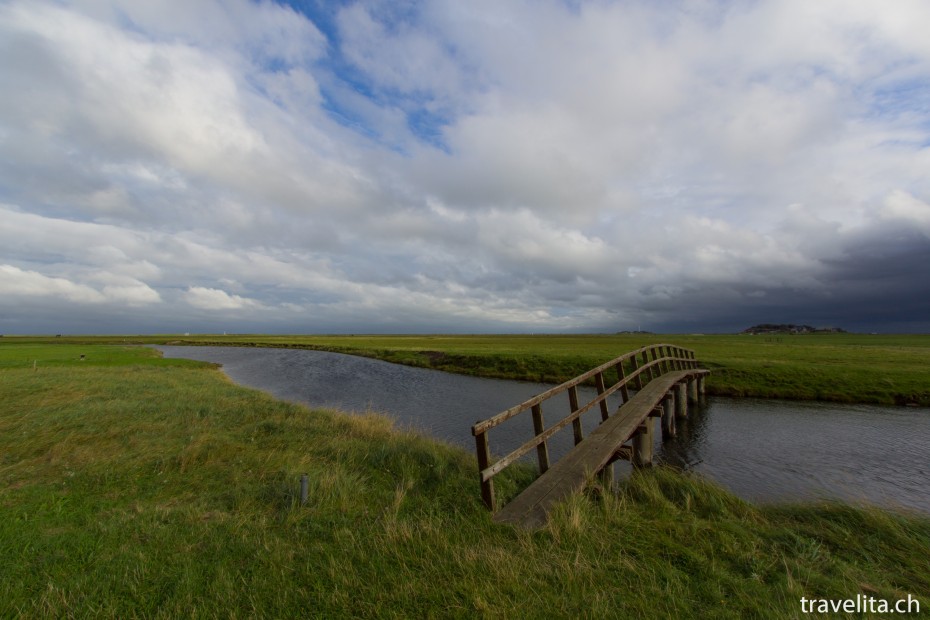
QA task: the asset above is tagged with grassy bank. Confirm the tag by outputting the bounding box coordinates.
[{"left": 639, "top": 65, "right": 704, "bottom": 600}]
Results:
[
  {"left": 1, "top": 344, "right": 928, "bottom": 617},
  {"left": 6, "top": 333, "right": 930, "bottom": 406}
]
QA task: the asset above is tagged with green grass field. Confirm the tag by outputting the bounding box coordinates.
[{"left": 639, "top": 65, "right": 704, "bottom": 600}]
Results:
[
  {"left": 6, "top": 332, "right": 930, "bottom": 406},
  {"left": 1, "top": 342, "right": 928, "bottom": 617}
]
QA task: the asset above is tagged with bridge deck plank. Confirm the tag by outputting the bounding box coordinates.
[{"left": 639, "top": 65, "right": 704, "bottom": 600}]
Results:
[{"left": 492, "top": 369, "right": 709, "bottom": 529}]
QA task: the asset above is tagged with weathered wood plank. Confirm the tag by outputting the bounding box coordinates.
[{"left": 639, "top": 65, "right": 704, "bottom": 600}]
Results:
[
  {"left": 612, "top": 445, "right": 633, "bottom": 462},
  {"left": 492, "top": 369, "right": 706, "bottom": 528}
]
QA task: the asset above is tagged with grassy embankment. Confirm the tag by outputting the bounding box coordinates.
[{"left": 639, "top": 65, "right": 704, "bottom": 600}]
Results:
[
  {"left": 1, "top": 343, "right": 928, "bottom": 617},
  {"left": 9, "top": 333, "right": 930, "bottom": 406}
]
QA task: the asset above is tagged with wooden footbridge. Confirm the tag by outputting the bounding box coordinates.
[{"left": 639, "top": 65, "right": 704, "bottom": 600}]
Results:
[{"left": 471, "top": 344, "right": 708, "bottom": 529}]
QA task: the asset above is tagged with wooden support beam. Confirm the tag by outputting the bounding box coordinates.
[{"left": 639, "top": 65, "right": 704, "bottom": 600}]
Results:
[
  {"left": 661, "top": 394, "right": 676, "bottom": 440},
  {"left": 688, "top": 377, "right": 699, "bottom": 403},
  {"left": 612, "top": 445, "right": 633, "bottom": 462},
  {"left": 597, "top": 463, "right": 614, "bottom": 488},
  {"left": 676, "top": 383, "right": 687, "bottom": 418},
  {"left": 632, "top": 420, "right": 654, "bottom": 467},
  {"left": 475, "top": 432, "right": 496, "bottom": 511}
]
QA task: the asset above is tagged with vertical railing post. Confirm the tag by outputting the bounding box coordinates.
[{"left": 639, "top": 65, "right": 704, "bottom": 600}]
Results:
[
  {"left": 615, "top": 361, "right": 630, "bottom": 402},
  {"left": 568, "top": 385, "right": 583, "bottom": 445},
  {"left": 641, "top": 350, "right": 652, "bottom": 382},
  {"left": 531, "top": 404, "right": 550, "bottom": 474},
  {"left": 595, "top": 372, "right": 610, "bottom": 422},
  {"left": 475, "top": 432, "right": 496, "bottom": 511},
  {"left": 630, "top": 354, "right": 642, "bottom": 390}
]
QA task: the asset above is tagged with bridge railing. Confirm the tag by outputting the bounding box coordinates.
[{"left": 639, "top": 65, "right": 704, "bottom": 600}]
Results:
[{"left": 471, "top": 344, "right": 702, "bottom": 511}]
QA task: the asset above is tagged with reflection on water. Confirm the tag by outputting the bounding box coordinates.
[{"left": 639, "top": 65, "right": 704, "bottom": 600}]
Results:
[
  {"left": 663, "top": 399, "right": 930, "bottom": 514},
  {"left": 157, "top": 345, "right": 929, "bottom": 514}
]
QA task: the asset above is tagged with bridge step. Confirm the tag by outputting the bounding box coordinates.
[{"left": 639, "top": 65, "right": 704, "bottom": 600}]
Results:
[{"left": 492, "top": 369, "right": 708, "bottom": 529}]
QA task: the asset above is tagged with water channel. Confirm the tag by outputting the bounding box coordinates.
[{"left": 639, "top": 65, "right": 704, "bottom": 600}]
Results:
[{"left": 157, "top": 345, "right": 929, "bottom": 514}]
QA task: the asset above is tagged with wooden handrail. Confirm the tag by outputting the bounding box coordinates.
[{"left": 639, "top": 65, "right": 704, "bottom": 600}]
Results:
[
  {"left": 471, "top": 344, "right": 693, "bottom": 435},
  {"left": 471, "top": 344, "right": 704, "bottom": 511}
]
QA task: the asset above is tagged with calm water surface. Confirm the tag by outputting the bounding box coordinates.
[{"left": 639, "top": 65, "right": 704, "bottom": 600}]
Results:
[{"left": 158, "top": 345, "right": 929, "bottom": 514}]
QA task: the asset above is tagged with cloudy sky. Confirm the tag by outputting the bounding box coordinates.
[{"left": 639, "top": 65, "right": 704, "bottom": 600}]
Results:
[{"left": 2, "top": 0, "right": 930, "bottom": 334}]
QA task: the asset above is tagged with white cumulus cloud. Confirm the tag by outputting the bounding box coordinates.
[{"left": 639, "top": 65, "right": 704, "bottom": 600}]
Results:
[{"left": 183, "top": 287, "right": 261, "bottom": 311}]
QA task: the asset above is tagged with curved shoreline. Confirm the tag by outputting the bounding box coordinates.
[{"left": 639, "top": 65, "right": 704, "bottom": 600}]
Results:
[
  {"left": 157, "top": 338, "right": 930, "bottom": 408},
  {"left": 156, "top": 343, "right": 930, "bottom": 515},
  {"left": 6, "top": 333, "right": 930, "bottom": 407}
]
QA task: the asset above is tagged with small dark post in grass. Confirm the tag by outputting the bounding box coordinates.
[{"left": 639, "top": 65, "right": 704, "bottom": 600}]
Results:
[{"left": 300, "top": 474, "right": 308, "bottom": 506}]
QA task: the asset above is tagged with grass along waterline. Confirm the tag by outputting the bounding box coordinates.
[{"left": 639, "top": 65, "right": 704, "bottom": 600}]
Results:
[
  {"left": 1, "top": 343, "right": 928, "bottom": 616},
  {"left": 6, "top": 333, "right": 930, "bottom": 406}
]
